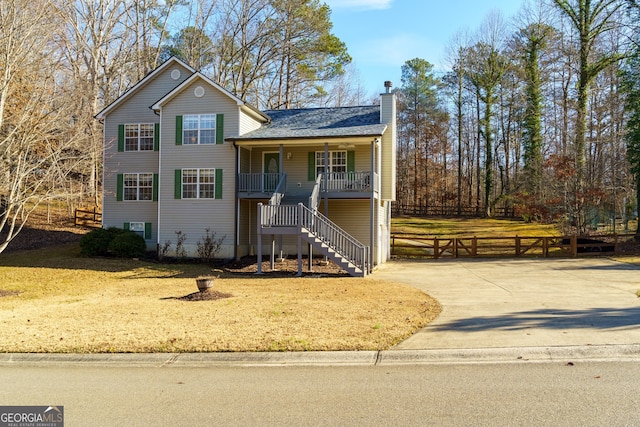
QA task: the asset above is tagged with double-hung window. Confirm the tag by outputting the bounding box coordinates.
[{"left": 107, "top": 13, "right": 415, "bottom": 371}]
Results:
[
  {"left": 124, "top": 124, "right": 155, "bottom": 151},
  {"left": 182, "top": 168, "right": 215, "bottom": 199},
  {"left": 123, "top": 173, "right": 153, "bottom": 201},
  {"left": 315, "top": 151, "right": 347, "bottom": 177},
  {"left": 183, "top": 114, "right": 216, "bottom": 145}
]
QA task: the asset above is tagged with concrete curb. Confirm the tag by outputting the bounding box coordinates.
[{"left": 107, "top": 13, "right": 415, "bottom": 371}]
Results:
[{"left": 1, "top": 344, "right": 639, "bottom": 367}]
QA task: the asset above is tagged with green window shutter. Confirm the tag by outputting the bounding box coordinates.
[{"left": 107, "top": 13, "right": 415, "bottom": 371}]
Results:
[
  {"left": 175, "top": 115, "right": 183, "bottom": 145},
  {"left": 154, "top": 123, "right": 160, "bottom": 151},
  {"left": 153, "top": 174, "right": 159, "bottom": 201},
  {"left": 117, "top": 125, "right": 125, "bottom": 152},
  {"left": 174, "top": 169, "right": 182, "bottom": 199},
  {"left": 145, "top": 222, "right": 152, "bottom": 240},
  {"left": 347, "top": 151, "right": 355, "bottom": 173},
  {"left": 216, "top": 114, "right": 224, "bottom": 144},
  {"left": 215, "top": 169, "right": 223, "bottom": 199},
  {"left": 123, "top": 222, "right": 130, "bottom": 231},
  {"left": 308, "top": 152, "right": 315, "bottom": 181},
  {"left": 116, "top": 174, "right": 123, "bottom": 201}
]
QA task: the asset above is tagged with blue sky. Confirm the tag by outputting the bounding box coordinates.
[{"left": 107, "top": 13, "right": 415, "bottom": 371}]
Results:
[{"left": 324, "top": 0, "right": 526, "bottom": 96}]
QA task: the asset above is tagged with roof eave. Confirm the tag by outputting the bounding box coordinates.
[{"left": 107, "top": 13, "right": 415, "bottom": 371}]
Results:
[
  {"left": 95, "top": 56, "right": 195, "bottom": 120},
  {"left": 230, "top": 133, "right": 384, "bottom": 147}
]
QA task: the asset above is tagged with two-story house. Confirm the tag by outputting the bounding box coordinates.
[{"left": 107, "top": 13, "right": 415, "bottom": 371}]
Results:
[{"left": 96, "top": 57, "right": 396, "bottom": 277}]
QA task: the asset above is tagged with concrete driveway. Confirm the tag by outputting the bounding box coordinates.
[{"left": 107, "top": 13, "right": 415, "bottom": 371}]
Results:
[{"left": 374, "top": 258, "right": 640, "bottom": 350}]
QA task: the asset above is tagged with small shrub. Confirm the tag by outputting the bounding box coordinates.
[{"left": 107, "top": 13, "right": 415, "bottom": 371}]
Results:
[
  {"left": 196, "top": 228, "right": 225, "bottom": 263},
  {"left": 174, "top": 231, "right": 187, "bottom": 258},
  {"left": 158, "top": 240, "right": 172, "bottom": 260},
  {"left": 108, "top": 231, "right": 146, "bottom": 258},
  {"left": 80, "top": 227, "right": 127, "bottom": 256}
]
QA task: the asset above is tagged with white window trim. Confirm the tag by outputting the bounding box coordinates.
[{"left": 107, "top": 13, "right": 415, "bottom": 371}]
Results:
[
  {"left": 315, "top": 150, "right": 347, "bottom": 177},
  {"left": 183, "top": 114, "right": 216, "bottom": 145},
  {"left": 123, "top": 173, "right": 153, "bottom": 201},
  {"left": 124, "top": 123, "right": 155, "bottom": 151},
  {"left": 181, "top": 168, "right": 216, "bottom": 199},
  {"left": 129, "top": 222, "right": 146, "bottom": 239}
]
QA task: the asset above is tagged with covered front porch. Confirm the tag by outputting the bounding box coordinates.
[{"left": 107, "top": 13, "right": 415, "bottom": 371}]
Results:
[{"left": 237, "top": 170, "right": 377, "bottom": 199}]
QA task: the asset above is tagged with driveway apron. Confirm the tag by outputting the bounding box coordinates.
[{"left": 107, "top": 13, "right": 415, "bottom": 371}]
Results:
[{"left": 374, "top": 258, "right": 640, "bottom": 350}]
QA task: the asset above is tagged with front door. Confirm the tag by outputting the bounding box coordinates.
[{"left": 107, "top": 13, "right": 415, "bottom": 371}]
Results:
[{"left": 263, "top": 152, "right": 280, "bottom": 192}]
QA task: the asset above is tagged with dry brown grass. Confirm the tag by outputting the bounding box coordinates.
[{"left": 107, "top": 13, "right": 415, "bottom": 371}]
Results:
[
  {"left": 392, "top": 216, "right": 560, "bottom": 237},
  {"left": 0, "top": 244, "right": 440, "bottom": 353}
]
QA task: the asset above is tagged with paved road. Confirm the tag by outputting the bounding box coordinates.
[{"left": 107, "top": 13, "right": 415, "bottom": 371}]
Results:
[
  {"left": 2, "top": 258, "right": 640, "bottom": 425},
  {"left": 375, "top": 257, "right": 640, "bottom": 350},
  {"left": 1, "top": 361, "right": 639, "bottom": 426}
]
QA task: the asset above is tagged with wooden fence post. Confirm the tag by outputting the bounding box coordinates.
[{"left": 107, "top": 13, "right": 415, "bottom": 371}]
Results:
[
  {"left": 515, "top": 235, "right": 520, "bottom": 256},
  {"left": 434, "top": 238, "right": 439, "bottom": 259}
]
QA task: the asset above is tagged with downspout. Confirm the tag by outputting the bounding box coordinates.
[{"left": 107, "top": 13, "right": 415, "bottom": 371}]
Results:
[
  {"left": 370, "top": 139, "right": 375, "bottom": 272},
  {"left": 324, "top": 143, "right": 329, "bottom": 264},
  {"left": 376, "top": 136, "right": 382, "bottom": 265},
  {"left": 234, "top": 142, "right": 240, "bottom": 261},
  {"left": 278, "top": 144, "right": 284, "bottom": 259},
  {"left": 155, "top": 111, "right": 162, "bottom": 254},
  {"left": 101, "top": 117, "right": 107, "bottom": 229}
]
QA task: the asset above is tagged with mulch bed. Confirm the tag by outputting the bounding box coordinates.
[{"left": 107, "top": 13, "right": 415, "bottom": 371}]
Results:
[
  {"left": 223, "top": 256, "right": 349, "bottom": 277},
  {"left": 176, "top": 290, "right": 234, "bottom": 301},
  {"left": 0, "top": 290, "right": 20, "bottom": 298}
]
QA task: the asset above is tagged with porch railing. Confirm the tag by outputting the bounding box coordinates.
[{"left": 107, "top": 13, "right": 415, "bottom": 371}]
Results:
[
  {"left": 259, "top": 203, "right": 370, "bottom": 274},
  {"left": 308, "top": 174, "right": 322, "bottom": 211},
  {"left": 299, "top": 204, "right": 369, "bottom": 272},
  {"left": 268, "top": 173, "right": 287, "bottom": 206},
  {"left": 322, "top": 171, "right": 374, "bottom": 192},
  {"left": 238, "top": 173, "right": 284, "bottom": 193}
]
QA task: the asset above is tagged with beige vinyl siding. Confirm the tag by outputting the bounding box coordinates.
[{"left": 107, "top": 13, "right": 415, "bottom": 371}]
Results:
[
  {"left": 237, "top": 199, "right": 253, "bottom": 256},
  {"left": 239, "top": 110, "right": 263, "bottom": 135},
  {"left": 319, "top": 199, "right": 371, "bottom": 247},
  {"left": 380, "top": 92, "right": 396, "bottom": 201},
  {"left": 158, "top": 77, "right": 239, "bottom": 258},
  {"left": 239, "top": 147, "right": 251, "bottom": 174},
  {"left": 102, "top": 63, "right": 192, "bottom": 249},
  {"left": 379, "top": 200, "right": 391, "bottom": 262}
]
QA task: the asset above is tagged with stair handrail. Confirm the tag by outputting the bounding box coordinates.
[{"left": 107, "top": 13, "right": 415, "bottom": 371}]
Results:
[
  {"left": 298, "top": 203, "right": 370, "bottom": 273},
  {"left": 308, "top": 174, "right": 322, "bottom": 211},
  {"left": 267, "top": 173, "right": 287, "bottom": 206}
]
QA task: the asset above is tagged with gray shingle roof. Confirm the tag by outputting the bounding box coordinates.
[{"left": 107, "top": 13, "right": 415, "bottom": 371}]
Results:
[{"left": 230, "top": 105, "right": 386, "bottom": 140}]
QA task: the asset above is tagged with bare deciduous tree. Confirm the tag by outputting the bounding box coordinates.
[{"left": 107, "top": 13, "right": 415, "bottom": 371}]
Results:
[{"left": 0, "top": 0, "right": 85, "bottom": 253}]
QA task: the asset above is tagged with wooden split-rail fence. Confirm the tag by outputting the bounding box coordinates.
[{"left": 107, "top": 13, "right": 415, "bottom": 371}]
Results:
[
  {"left": 74, "top": 208, "right": 102, "bottom": 228},
  {"left": 391, "top": 233, "right": 635, "bottom": 259}
]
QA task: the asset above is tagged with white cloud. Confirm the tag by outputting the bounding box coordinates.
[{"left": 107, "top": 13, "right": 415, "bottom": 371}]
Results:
[{"left": 324, "top": 0, "right": 393, "bottom": 10}]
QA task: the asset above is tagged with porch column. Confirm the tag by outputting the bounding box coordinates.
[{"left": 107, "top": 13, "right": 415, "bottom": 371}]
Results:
[
  {"left": 270, "top": 237, "right": 275, "bottom": 270},
  {"left": 297, "top": 203, "right": 303, "bottom": 276},
  {"left": 279, "top": 144, "right": 284, "bottom": 170},
  {"left": 324, "top": 143, "right": 329, "bottom": 218}
]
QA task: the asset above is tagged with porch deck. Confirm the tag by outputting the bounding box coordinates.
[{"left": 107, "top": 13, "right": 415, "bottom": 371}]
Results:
[{"left": 237, "top": 172, "right": 378, "bottom": 199}]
